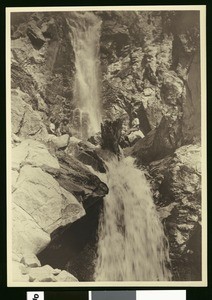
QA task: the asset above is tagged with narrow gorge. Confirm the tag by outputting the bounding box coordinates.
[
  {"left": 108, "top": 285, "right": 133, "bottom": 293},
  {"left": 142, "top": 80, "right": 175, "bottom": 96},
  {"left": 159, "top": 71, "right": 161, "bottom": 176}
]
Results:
[{"left": 10, "top": 10, "right": 202, "bottom": 283}]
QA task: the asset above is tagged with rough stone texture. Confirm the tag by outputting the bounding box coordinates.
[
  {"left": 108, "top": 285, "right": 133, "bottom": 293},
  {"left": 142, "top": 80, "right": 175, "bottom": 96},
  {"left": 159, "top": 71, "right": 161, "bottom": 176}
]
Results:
[
  {"left": 11, "top": 12, "right": 76, "bottom": 133},
  {"left": 52, "top": 268, "right": 62, "bottom": 275},
  {"left": 149, "top": 144, "right": 201, "bottom": 280},
  {"left": 12, "top": 261, "right": 30, "bottom": 282},
  {"left": 60, "top": 187, "right": 86, "bottom": 224},
  {"left": 11, "top": 130, "right": 107, "bottom": 283},
  {"left": 170, "top": 11, "right": 201, "bottom": 143},
  {"left": 65, "top": 137, "right": 107, "bottom": 173},
  {"left": 27, "top": 21, "right": 46, "bottom": 49},
  {"left": 75, "top": 149, "right": 107, "bottom": 173},
  {"left": 29, "top": 265, "right": 56, "bottom": 282},
  {"left": 12, "top": 253, "right": 22, "bottom": 262},
  {"left": 13, "top": 165, "right": 85, "bottom": 233},
  {"left": 20, "top": 254, "right": 41, "bottom": 268},
  {"left": 101, "top": 119, "right": 123, "bottom": 156},
  {"left": 160, "top": 71, "right": 184, "bottom": 105},
  {"left": 11, "top": 139, "right": 88, "bottom": 282},
  {"left": 52, "top": 151, "right": 109, "bottom": 209},
  {"left": 28, "top": 265, "right": 78, "bottom": 282},
  {"left": 65, "top": 136, "right": 83, "bottom": 155},
  {"left": 13, "top": 203, "right": 51, "bottom": 257},
  {"left": 12, "top": 139, "right": 60, "bottom": 171},
  {"left": 55, "top": 270, "right": 78, "bottom": 282},
  {"left": 99, "top": 11, "right": 200, "bottom": 157},
  {"left": 127, "top": 130, "right": 145, "bottom": 145},
  {"left": 12, "top": 170, "right": 19, "bottom": 191},
  {"left": 128, "top": 114, "right": 182, "bottom": 165},
  {"left": 11, "top": 89, "right": 48, "bottom": 141},
  {"left": 47, "top": 134, "right": 70, "bottom": 149}
]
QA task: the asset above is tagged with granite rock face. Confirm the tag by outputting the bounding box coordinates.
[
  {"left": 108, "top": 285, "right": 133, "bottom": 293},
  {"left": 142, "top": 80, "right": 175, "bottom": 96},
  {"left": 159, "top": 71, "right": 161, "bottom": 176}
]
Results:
[
  {"left": 11, "top": 139, "right": 108, "bottom": 282},
  {"left": 11, "top": 12, "right": 76, "bottom": 138},
  {"left": 13, "top": 164, "right": 85, "bottom": 233},
  {"left": 149, "top": 144, "right": 201, "bottom": 280},
  {"left": 11, "top": 89, "right": 48, "bottom": 141},
  {"left": 12, "top": 202, "right": 51, "bottom": 259}
]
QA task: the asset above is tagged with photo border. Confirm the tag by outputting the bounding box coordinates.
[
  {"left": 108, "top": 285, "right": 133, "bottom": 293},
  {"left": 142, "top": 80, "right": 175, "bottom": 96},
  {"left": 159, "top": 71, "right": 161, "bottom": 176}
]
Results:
[{"left": 6, "top": 5, "right": 207, "bottom": 287}]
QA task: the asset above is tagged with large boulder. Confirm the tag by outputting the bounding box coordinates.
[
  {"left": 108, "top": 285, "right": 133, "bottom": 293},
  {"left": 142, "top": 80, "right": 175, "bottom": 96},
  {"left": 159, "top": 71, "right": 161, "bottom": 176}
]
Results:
[
  {"left": 12, "top": 203, "right": 51, "bottom": 258},
  {"left": 11, "top": 139, "right": 88, "bottom": 283},
  {"left": 13, "top": 165, "right": 85, "bottom": 233},
  {"left": 47, "top": 134, "right": 70, "bottom": 149},
  {"left": 45, "top": 151, "right": 109, "bottom": 210},
  {"left": 65, "top": 138, "right": 106, "bottom": 173},
  {"left": 12, "top": 140, "right": 86, "bottom": 260},
  {"left": 75, "top": 149, "right": 107, "bottom": 173},
  {"left": 20, "top": 253, "right": 41, "bottom": 268},
  {"left": 128, "top": 114, "right": 182, "bottom": 165},
  {"left": 29, "top": 265, "right": 57, "bottom": 282}
]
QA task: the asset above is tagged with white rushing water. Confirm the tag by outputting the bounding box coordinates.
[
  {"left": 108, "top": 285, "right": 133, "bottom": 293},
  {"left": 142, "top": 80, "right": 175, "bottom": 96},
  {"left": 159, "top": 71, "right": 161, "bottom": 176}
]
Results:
[
  {"left": 67, "top": 12, "right": 102, "bottom": 139},
  {"left": 67, "top": 12, "right": 171, "bottom": 281},
  {"left": 95, "top": 157, "right": 171, "bottom": 281}
]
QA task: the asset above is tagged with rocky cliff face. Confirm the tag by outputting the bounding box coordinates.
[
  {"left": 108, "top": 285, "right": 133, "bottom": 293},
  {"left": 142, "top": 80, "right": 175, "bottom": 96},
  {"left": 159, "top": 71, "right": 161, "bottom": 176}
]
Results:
[
  {"left": 10, "top": 10, "right": 202, "bottom": 282},
  {"left": 98, "top": 11, "right": 201, "bottom": 280}
]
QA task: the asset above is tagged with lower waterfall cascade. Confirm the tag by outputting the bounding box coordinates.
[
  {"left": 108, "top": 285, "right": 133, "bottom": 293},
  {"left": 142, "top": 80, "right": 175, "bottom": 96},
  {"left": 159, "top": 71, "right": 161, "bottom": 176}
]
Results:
[{"left": 94, "top": 157, "right": 172, "bottom": 281}]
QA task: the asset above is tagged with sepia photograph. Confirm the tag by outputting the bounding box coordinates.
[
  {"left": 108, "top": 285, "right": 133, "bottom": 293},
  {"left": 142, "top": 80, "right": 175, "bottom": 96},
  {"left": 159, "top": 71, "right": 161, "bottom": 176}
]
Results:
[{"left": 6, "top": 6, "right": 207, "bottom": 286}]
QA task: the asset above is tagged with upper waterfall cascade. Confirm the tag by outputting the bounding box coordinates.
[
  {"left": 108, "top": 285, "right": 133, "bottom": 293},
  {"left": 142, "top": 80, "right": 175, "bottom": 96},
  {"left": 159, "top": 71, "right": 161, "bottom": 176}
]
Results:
[
  {"left": 67, "top": 12, "right": 102, "bottom": 139},
  {"left": 95, "top": 157, "right": 172, "bottom": 281}
]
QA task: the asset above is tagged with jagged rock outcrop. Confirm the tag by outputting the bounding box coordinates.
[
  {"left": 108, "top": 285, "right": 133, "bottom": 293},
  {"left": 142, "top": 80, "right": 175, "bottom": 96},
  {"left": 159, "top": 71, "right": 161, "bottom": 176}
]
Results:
[
  {"left": 149, "top": 144, "right": 201, "bottom": 280},
  {"left": 65, "top": 137, "right": 107, "bottom": 173},
  {"left": 75, "top": 148, "right": 107, "bottom": 173},
  {"left": 101, "top": 119, "right": 123, "bottom": 156},
  {"left": 99, "top": 11, "right": 200, "bottom": 151},
  {"left": 52, "top": 151, "right": 108, "bottom": 209},
  {"left": 127, "top": 113, "right": 182, "bottom": 165}
]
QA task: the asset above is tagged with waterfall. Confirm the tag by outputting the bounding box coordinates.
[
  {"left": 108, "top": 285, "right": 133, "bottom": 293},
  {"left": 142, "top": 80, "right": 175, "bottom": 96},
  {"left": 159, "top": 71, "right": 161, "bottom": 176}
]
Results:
[
  {"left": 67, "top": 12, "right": 171, "bottom": 282},
  {"left": 67, "top": 12, "right": 102, "bottom": 139},
  {"left": 95, "top": 157, "right": 171, "bottom": 281}
]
